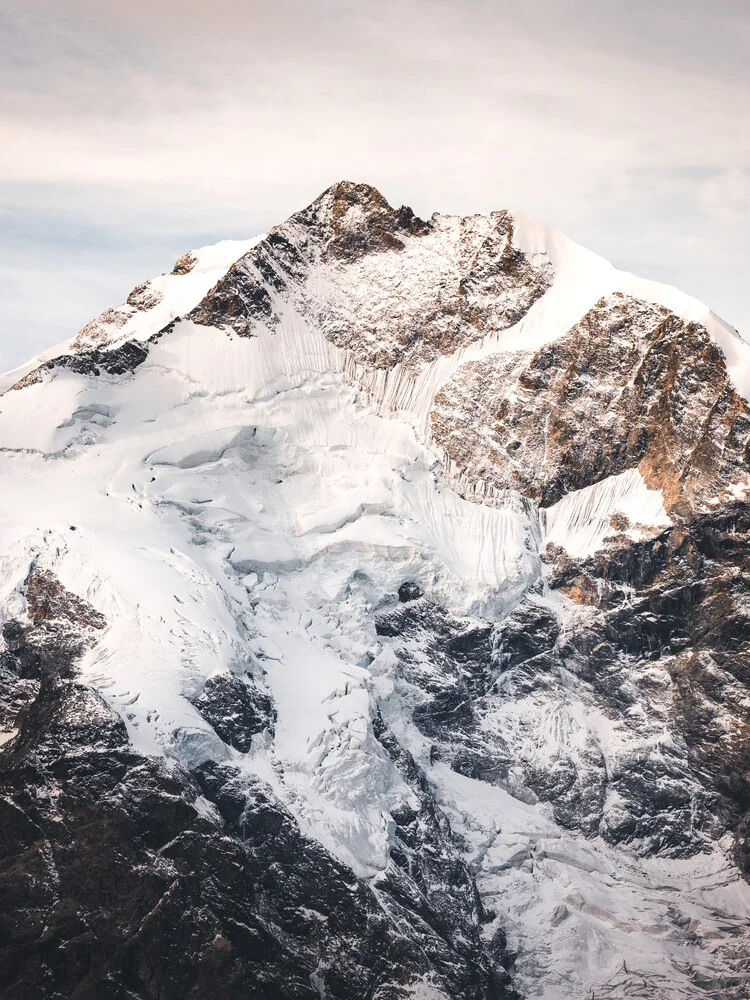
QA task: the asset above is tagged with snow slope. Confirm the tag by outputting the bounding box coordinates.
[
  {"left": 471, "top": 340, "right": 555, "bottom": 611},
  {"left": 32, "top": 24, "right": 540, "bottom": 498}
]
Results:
[{"left": 0, "top": 236, "right": 263, "bottom": 394}]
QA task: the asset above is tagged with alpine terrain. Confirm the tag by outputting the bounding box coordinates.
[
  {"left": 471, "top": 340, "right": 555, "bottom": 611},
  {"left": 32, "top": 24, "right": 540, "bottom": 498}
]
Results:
[{"left": 2, "top": 181, "right": 750, "bottom": 1000}]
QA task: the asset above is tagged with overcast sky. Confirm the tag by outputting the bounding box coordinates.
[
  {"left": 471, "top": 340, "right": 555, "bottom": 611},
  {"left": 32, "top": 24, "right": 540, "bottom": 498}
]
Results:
[{"left": 1, "top": 0, "right": 748, "bottom": 370}]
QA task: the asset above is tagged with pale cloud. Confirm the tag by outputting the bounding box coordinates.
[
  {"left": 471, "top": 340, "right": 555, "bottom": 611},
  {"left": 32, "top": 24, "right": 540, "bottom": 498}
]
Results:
[
  {"left": 698, "top": 168, "right": 750, "bottom": 221},
  {"left": 1, "top": 0, "right": 748, "bottom": 368}
]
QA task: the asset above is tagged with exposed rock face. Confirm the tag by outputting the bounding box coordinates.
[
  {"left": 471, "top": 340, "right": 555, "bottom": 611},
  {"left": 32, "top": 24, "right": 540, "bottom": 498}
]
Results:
[
  {"left": 189, "top": 181, "right": 554, "bottom": 369},
  {"left": 547, "top": 503, "right": 750, "bottom": 855},
  {"left": 171, "top": 250, "right": 198, "bottom": 275},
  {"left": 376, "top": 501, "right": 750, "bottom": 860},
  {"left": 11, "top": 339, "right": 150, "bottom": 389},
  {"left": 369, "top": 504, "right": 750, "bottom": 996},
  {"left": 432, "top": 293, "right": 750, "bottom": 511},
  {"left": 2, "top": 181, "right": 750, "bottom": 1000},
  {"left": 190, "top": 671, "right": 276, "bottom": 751}
]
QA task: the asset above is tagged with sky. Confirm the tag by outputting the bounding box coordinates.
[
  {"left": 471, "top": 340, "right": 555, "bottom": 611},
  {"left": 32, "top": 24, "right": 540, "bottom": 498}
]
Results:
[{"left": 1, "top": 0, "right": 749, "bottom": 371}]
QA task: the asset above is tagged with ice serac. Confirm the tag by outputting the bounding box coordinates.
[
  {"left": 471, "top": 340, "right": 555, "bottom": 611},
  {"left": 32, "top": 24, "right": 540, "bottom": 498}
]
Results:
[{"left": 1, "top": 181, "right": 749, "bottom": 1000}]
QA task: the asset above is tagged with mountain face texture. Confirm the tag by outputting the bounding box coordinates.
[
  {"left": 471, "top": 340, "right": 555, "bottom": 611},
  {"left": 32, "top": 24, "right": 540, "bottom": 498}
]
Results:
[{"left": 1, "top": 182, "right": 750, "bottom": 1000}]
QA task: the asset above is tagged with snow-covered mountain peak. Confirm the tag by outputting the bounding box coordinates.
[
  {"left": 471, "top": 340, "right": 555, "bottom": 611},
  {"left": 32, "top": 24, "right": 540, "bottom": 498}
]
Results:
[{"left": 2, "top": 183, "right": 750, "bottom": 1000}]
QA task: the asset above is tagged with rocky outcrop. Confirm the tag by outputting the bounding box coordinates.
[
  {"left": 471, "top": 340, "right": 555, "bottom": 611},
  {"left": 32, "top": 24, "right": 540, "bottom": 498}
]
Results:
[
  {"left": 321, "top": 180, "right": 433, "bottom": 260},
  {"left": 432, "top": 293, "right": 750, "bottom": 511},
  {"left": 11, "top": 339, "right": 150, "bottom": 389},
  {"left": 547, "top": 503, "right": 750, "bottom": 856},
  {"left": 372, "top": 499, "right": 750, "bottom": 865},
  {"left": 171, "top": 250, "right": 198, "bottom": 275},
  {"left": 126, "top": 281, "right": 164, "bottom": 312},
  {"left": 188, "top": 181, "right": 553, "bottom": 369},
  {"left": 190, "top": 672, "right": 276, "bottom": 751}
]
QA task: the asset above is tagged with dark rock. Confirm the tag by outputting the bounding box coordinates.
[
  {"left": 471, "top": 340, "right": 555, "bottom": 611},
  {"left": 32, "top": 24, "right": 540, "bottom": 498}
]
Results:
[
  {"left": 398, "top": 581, "right": 423, "bottom": 602},
  {"left": 190, "top": 672, "right": 276, "bottom": 751},
  {"left": 189, "top": 257, "right": 276, "bottom": 335},
  {"left": 12, "top": 341, "right": 149, "bottom": 389}
]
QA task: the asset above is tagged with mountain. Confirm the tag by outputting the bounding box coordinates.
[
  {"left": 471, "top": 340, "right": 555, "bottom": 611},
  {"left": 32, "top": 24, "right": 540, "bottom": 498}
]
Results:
[{"left": 1, "top": 181, "right": 749, "bottom": 1000}]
